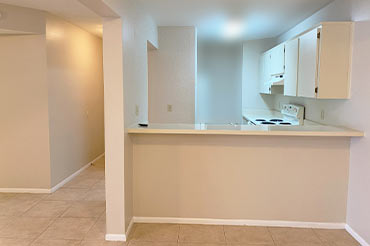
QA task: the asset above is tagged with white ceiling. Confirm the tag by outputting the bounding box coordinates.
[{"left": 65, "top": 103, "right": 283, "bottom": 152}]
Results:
[
  {"left": 138, "top": 0, "right": 334, "bottom": 40},
  {"left": 0, "top": 0, "right": 334, "bottom": 40},
  {"left": 0, "top": 0, "right": 104, "bottom": 36}
]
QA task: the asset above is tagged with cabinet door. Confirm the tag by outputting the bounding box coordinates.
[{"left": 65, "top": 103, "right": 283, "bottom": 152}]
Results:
[
  {"left": 270, "top": 43, "right": 285, "bottom": 75},
  {"left": 284, "top": 39, "right": 299, "bottom": 96},
  {"left": 259, "top": 52, "right": 271, "bottom": 94},
  {"left": 297, "top": 28, "right": 319, "bottom": 98}
]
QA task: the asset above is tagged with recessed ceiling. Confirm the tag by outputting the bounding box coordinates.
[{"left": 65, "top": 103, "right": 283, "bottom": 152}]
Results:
[
  {"left": 0, "top": 0, "right": 106, "bottom": 36},
  {"left": 137, "top": 0, "right": 334, "bottom": 40}
]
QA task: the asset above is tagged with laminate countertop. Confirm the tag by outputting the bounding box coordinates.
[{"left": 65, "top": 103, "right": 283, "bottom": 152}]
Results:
[{"left": 127, "top": 123, "right": 364, "bottom": 137}]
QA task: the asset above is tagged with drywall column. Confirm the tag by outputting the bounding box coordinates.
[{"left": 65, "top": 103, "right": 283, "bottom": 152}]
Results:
[
  {"left": 103, "top": 18, "right": 126, "bottom": 239},
  {"left": 148, "top": 27, "right": 196, "bottom": 124}
]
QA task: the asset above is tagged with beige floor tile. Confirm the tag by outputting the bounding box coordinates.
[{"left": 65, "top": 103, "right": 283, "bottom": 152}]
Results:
[
  {"left": 0, "top": 193, "right": 17, "bottom": 202},
  {"left": 39, "top": 218, "right": 96, "bottom": 240},
  {"left": 0, "top": 198, "right": 39, "bottom": 216},
  {"left": 91, "top": 180, "right": 105, "bottom": 190},
  {"left": 44, "top": 188, "right": 89, "bottom": 201},
  {"left": 274, "top": 243, "right": 324, "bottom": 246},
  {"left": 84, "top": 219, "right": 105, "bottom": 241},
  {"left": 178, "top": 243, "right": 226, "bottom": 246},
  {"left": 179, "top": 224, "right": 225, "bottom": 243},
  {"left": 0, "top": 217, "right": 53, "bottom": 239},
  {"left": 22, "top": 201, "right": 72, "bottom": 218},
  {"left": 0, "top": 216, "right": 13, "bottom": 230},
  {"left": 83, "top": 189, "right": 106, "bottom": 202},
  {"left": 129, "top": 242, "right": 177, "bottom": 246},
  {"left": 324, "top": 241, "right": 361, "bottom": 246},
  {"left": 224, "top": 226, "right": 274, "bottom": 244},
  {"left": 0, "top": 237, "right": 33, "bottom": 246},
  {"left": 314, "top": 229, "right": 359, "bottom": 245},
  {"left": 62, "top": 201, "right": 105, "bottom": 218},
  {"left": 13, "top": 194, "right": 47, "bottom": 202},
  {"left": 80, "top": 241, "right": 126, "bottom": 246},
  {"left": 131, "top": 223, "right": 179, "bottom": 242},
  {"left": 79, "top": 168, "right": 105, "bottom": 180},
  {"left": 31, "top": 239, "right": 81, "bottom": 245},
  {"left": 269, "top": 227, "right": 321, "bottom": 244},
  {"left": 225, "top": 244, "right": 273, "bottom": 246},
  {"left": 64, "top": 177, "right": 101, "bottom": 189}
]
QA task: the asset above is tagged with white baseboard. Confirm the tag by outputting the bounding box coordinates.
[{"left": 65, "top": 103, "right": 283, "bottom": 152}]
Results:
[
  {"left": 50, "top": 152, "right": 105, "bottom": 193},
  {"left": 126, "top": 217, "right": 134, "bottom": 238},
  {"left": 105, "top": 234, "right": 126, "bottom": 242},
  {"left": 133, "top": 216, "right": 345, "bottom": 229},
  {"left": 345, "top": 224, "right": 369, "bottom": 246},
  {"left": 0, "top": 153, "right": 105, "bottom": 194},
  {"left": 105, "top": 217, "right": 134, "bottom": 242},
  {"left": 0, "top": 188, "right": 50, "bottom": 193}
]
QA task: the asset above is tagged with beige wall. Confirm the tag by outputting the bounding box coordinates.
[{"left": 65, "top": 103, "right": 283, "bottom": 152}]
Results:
[
  {"left": 149, "top": 27, "right": 196, "bottom": 124},
  {"left": 197, "top": 41, "right": 243, "bottom": 124},
  {"left": 270, "top": 0, "right": 370, "bottom": 243},
  {"left": 132, "top": 135, "right": 350, "bottom": 223},
  {"left": 0, "top": 3, "right": 46, "bottom": 34},
  {"left": 46, "top": 15, "right": 105, "bottom": 187},
  {"left": 0, "top": 34, "right": 51, "bottom": 189},
  {"left": 0, "top": 9, "right": 104, "bottom": 191}
]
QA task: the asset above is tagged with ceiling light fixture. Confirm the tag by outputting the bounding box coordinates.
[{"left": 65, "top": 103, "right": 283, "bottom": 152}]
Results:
[{"left": 223, "top": 21, "right": 244, "bottom": 39}]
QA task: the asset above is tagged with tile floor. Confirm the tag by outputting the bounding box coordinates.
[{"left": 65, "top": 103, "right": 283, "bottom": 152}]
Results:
[{"left": 0, "top": 156, "right": 361, "bottom": 246}]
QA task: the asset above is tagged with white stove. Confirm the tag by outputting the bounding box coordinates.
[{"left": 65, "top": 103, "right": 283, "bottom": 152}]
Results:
[{"left": 248, "top": 104, "right": 305, "bottom": 126}]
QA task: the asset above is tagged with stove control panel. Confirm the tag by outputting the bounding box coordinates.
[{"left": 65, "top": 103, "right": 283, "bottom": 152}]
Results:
[{"left": 281, "top": 104, "right": 305, "bottom": 125}]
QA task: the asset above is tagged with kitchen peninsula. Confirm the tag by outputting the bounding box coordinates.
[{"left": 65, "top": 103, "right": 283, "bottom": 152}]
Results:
[{"left": 128, "top": 123, "right": 363, "bottom": 227}]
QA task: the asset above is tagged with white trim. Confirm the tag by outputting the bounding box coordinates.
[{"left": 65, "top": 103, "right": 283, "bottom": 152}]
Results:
[
  {"left": 345, "top": 224, "right": 369, "bottom": 246},
  {"left": 50, "top": 152, "right": 105, "bottom": 193},
  {"left": 105, "top": 217, "right": 134, "bottom": 242},
  {"left": 0, "top": 153, "right": 105, "bottom": 194},
  {"left": 126, "top": 217, "right": 134, "bottom": 238},
  {"left": 105, "top": 234, "right": 126, "bottom": 242},
  {"left": 0, "top": 188, "right": 50, "bottom": 193},
  {"left": 133, "top": 217, "right": 345, "bottom": 229}
]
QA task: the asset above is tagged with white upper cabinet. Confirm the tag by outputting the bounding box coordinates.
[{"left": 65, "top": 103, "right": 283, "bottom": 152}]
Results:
[
  {"left": 259, "top": 22, "right": 353, "bottom": 99},
  {"left": 284, "top": 38, "right": 299, "bottom": 97},
  {"left": 259, "top": 44, "right": 285, "bottom": 94},
  {"left": 297, "top": 22, "right": 353, "bottom": 99},
  {"left": 297, "top": 28, "right": 319, "bottom": 98},
  {"left": 259, "top": 51, "right": 272, "bottom": 94},
  {"left": 270, "top": 43, "right": 285, "bottom": 76},
  {"left": 316, "top": 22, "right": 353, "bottom": 99}
]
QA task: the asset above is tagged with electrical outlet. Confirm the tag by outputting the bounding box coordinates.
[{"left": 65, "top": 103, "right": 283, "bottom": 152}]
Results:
[
  {"left": 167, "top": 104, "right": 173, "bottom": 112},
  {"left": 135, "top": 105, "right": 139, "bottom": 116},
  {"left": 321, "top": 110, "right": 325, "bottom": 120}
]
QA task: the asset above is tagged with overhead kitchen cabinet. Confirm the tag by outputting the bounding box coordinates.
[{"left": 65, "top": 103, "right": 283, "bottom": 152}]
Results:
[
  {"left": 297, "top": 22, "right": 353, "bottom": 99},
  {"left": 270, "top": 43, "right": 285, "bottom": 76},
  {"left": 284, "top": 38, "right": 299, "bottom": 97},
  {"left": 259, "top": 44, "right": 285, "bottom": 94},
  {"left": 259, "top": 50, "right": 272, "bottom": 94}
]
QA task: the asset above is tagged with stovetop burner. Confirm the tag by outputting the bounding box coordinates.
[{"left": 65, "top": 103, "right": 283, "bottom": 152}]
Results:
[
  {"left": 261, "top": 122, "right": 276, "bottom": 125},
  {"left": 270, "top": 119, "right": 284, "bottom": 122},
  {"left": 255, "top": 119, "right": 266, "bottom": 122},
  {"left": 279, "top": 122, "right": 292, "bottom": 125}
]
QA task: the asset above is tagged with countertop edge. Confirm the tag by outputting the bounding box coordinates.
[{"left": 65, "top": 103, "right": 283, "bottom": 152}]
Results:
[{"left": 127, "top": 128, "right": 364, "bottom": 137}]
